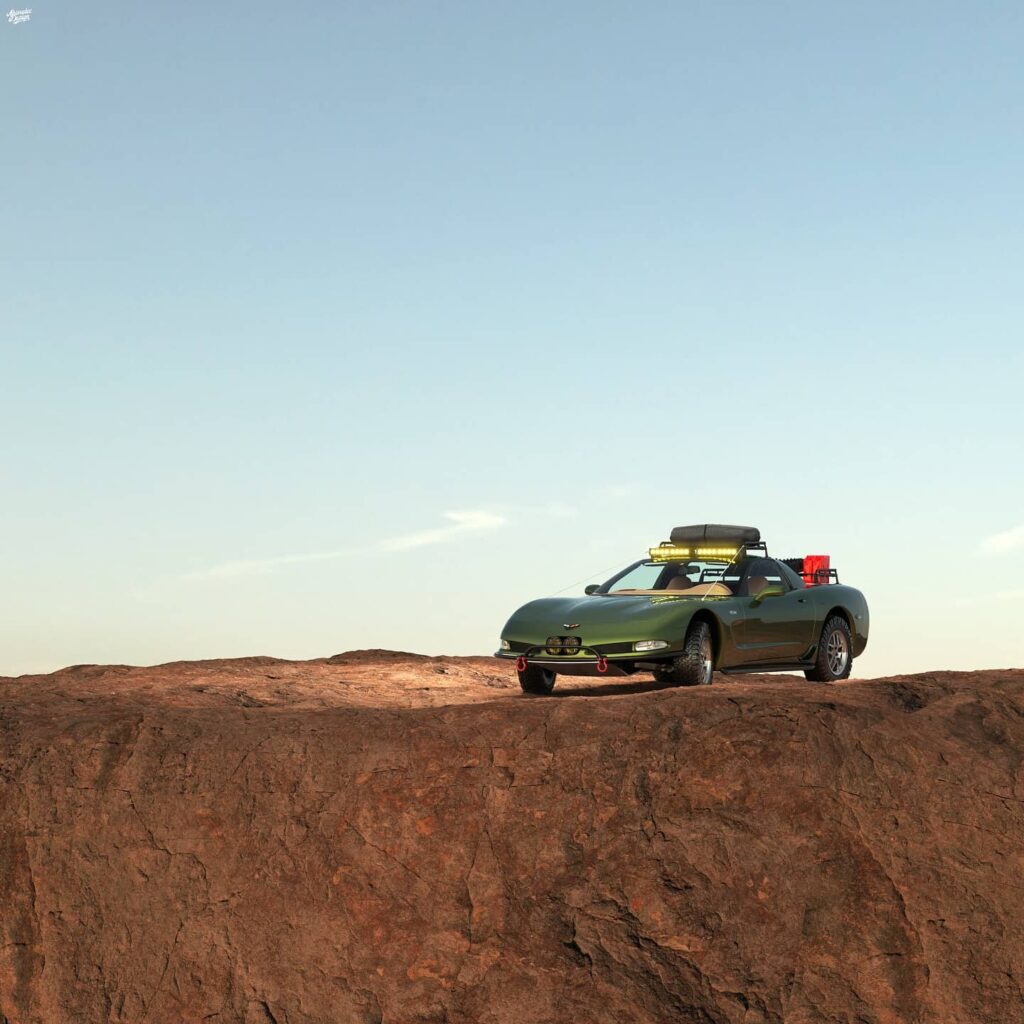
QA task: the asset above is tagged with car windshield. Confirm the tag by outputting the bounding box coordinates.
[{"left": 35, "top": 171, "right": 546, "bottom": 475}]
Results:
[{"left": 599, "top": 559, "right": 743, "bottom": 596}]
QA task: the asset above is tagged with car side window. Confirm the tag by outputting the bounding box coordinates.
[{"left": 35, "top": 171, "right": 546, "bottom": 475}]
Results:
[
  {"left": 739, "top": 557, "right": 787, "bottom": 596},
  {"left": 777, "top": 560, "right": 806, "bottom": 590},
  {"left": 763, "top": 559, "right": 791, "bottom": 590}
]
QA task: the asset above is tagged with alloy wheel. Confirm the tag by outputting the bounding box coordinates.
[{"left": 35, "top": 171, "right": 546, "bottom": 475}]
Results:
[
  {"left": 826, "top": 629, "right": 849, "bottom": 677},
  {"left": 700, "top": 634, "right": 713, "bottom": 684}
]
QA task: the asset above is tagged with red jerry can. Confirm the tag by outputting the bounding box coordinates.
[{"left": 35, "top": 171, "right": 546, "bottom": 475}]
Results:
[{"left": 803, "top": 554, "right": 830, "bottom": 586}]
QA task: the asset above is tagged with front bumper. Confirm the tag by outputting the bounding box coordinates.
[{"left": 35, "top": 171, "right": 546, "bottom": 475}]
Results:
[{"left": 495, "top": 641, "right": 681, "bottom": 677}]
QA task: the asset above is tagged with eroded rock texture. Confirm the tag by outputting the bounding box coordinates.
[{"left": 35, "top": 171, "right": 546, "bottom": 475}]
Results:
[{"left": 1, "top": 656, "right": 1023, "bottom": 1023}]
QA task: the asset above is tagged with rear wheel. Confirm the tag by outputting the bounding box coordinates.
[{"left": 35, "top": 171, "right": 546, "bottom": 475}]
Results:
[
  {"left": 805, "top": 615, "right": 853, "bottom": 682},
  {"left": 518, "top": 664, "right": 556, "bottom": 695},
  {"left": 653, "top": 622, "right": 714, "bottom": 686}
]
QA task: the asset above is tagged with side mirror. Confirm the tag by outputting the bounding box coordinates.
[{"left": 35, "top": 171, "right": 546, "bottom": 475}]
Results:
[
  {"left": 584, "top": 584, "right": 600, "bottom": 595},
  {"left": 753, "top": 585, "right": 786, "bottom": 603}
]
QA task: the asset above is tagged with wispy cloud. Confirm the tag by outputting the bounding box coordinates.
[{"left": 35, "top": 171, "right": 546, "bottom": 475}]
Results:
[
  {"left": 955, "top": 588, "right": 1024, "bottom": 608},
  {"left": 592, "top": 483, "right": 637, "bottom": 501},
  {"left": 182, "top": 509, "right": 507, "bottom": 581},
  {"left": 377, "top": 510, "right": 506, "bottom": 552},
  {"left": 512, "top": 501, "right": 577, "bottom": 519},
  {"left": 981, "top": 524, "right": 1024, "bottom": 554}
]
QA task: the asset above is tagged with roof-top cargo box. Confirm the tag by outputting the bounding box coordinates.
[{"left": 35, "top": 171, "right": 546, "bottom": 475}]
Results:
[{"left": 669, "top": 524, "right": 761, "bottom": 545}]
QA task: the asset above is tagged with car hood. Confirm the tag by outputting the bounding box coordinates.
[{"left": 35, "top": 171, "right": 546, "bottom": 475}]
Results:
[{"left": 501, "top": 594, "right": 713, "bottom": 646}]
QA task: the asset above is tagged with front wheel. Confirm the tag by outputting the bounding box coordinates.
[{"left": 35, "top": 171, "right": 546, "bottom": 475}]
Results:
[
  {"left": 518, "top": 664, "right": 556, "bottom": 695},
  {"left": 653, "top": 622, "right": 714, "bottom": 686},
  {"left": 805, "top": 615, "right": 853, "bottom": 682}
]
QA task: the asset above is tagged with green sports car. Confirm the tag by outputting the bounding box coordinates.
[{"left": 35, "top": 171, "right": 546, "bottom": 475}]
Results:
[{"left": 496, "top": 524, "right": 869, "bottom": 694}]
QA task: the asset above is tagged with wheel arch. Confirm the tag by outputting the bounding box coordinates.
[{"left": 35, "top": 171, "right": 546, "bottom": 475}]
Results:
[
  {"left": 688, "top": 609, "right": 722, "bottom": 662},
  {"left": 823, "top": 605, "right": 854, "bottom": 633}
]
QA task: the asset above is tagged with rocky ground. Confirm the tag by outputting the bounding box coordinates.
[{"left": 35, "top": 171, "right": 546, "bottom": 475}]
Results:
[{"left": 1, "top": 653, "right": 1022, "bottom": 1024}]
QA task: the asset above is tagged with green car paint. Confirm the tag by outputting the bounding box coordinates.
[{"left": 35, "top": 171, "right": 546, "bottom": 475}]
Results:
[{"left": 496, "top": 547, "right": 869, "bottom": 680}]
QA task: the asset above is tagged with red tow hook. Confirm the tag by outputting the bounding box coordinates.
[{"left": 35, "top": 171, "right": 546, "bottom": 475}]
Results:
[
  {"left": 515, "top": 655, "right": 528, "bottom": 672},
  {"left": 596, "top": 656, "right": 609, "bottom": 674}
]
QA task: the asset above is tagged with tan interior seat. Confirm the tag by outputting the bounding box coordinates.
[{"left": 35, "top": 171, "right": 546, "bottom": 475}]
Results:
[
  {"left": 665, "top": 576, "right": 694, "bottom": 591},
  {"left": 746, "top": 576, "right": 769, "bottom": 598},
  {"left": 678, "top": 582, "right": 732, "bottom": 597},
  {"left": 611, "top": 582, "right": 732, "bottom": 597}
]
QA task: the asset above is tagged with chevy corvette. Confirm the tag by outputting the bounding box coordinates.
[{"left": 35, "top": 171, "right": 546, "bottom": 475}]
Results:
[{"left": 496, "top": 524, "right": 869, "bottom": 694}]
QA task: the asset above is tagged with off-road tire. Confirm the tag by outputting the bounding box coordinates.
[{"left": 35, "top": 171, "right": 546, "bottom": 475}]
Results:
[
  {"left": 518, "top": 665, "right": 556, "bottom": 695},
  {"left": 653, "top": 622, "right": 714, "bottom": 686},
  {"left": 805, "top": 615, "right": 853, "bottom": 682}
]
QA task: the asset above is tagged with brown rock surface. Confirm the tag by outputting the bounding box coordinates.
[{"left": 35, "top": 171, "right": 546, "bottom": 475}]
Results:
[{"left": 2, "top": 653, "right": 1023, "bottom": 1023}]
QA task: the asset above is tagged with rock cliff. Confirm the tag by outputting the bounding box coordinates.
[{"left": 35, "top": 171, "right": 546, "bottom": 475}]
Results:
[{"left": 2, "top": 654, "right": 1022, "bottom": 1023}]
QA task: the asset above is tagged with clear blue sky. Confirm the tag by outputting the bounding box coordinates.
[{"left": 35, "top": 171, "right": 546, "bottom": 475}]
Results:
[{"left": 2, "top": 2, "right": 1022, "bottom": 677}]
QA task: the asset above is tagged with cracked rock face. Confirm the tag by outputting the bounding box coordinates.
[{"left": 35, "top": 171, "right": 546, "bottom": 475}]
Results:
[{"left": 1, "top": 655, "right": 1023, "bottom": 1023}]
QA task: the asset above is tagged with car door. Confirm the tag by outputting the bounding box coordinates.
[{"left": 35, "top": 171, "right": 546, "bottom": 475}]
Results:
[{"left": 735, "top": 558, "right": 816, "bottom": 662}]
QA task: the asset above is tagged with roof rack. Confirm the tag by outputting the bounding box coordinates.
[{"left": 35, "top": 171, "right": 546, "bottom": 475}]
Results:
[{"left": 669, "top": 524, "right": 760, "bottom": 545}]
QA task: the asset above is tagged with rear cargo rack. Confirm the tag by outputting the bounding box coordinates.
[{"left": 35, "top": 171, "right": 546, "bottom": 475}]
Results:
[
  {"left": 781, "top": 557, "right": 839, "bottom": 585},
  {"left": 803, "top": 567, "right": 839, "bottom": 585}
]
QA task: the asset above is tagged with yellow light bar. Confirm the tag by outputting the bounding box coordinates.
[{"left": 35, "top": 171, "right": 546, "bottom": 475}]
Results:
[
  {"left": 649, "top": 544, "right": 689, "bottom": 560},
  {"left": 649, "top": 544, "right": 739, "bottom": 561}
]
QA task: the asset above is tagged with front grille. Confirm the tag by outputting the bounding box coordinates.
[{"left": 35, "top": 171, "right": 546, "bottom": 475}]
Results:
[{"left": 545, "top": 635, "right": 582, "bottom": 656}]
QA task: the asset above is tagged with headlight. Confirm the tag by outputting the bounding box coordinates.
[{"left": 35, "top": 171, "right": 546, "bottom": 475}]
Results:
[
  {"left": 634, "top": 640, "right": 669, "bottom": 652},
  {"left": 500, "top": 639, "right": 511, "bottom": 651}
]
